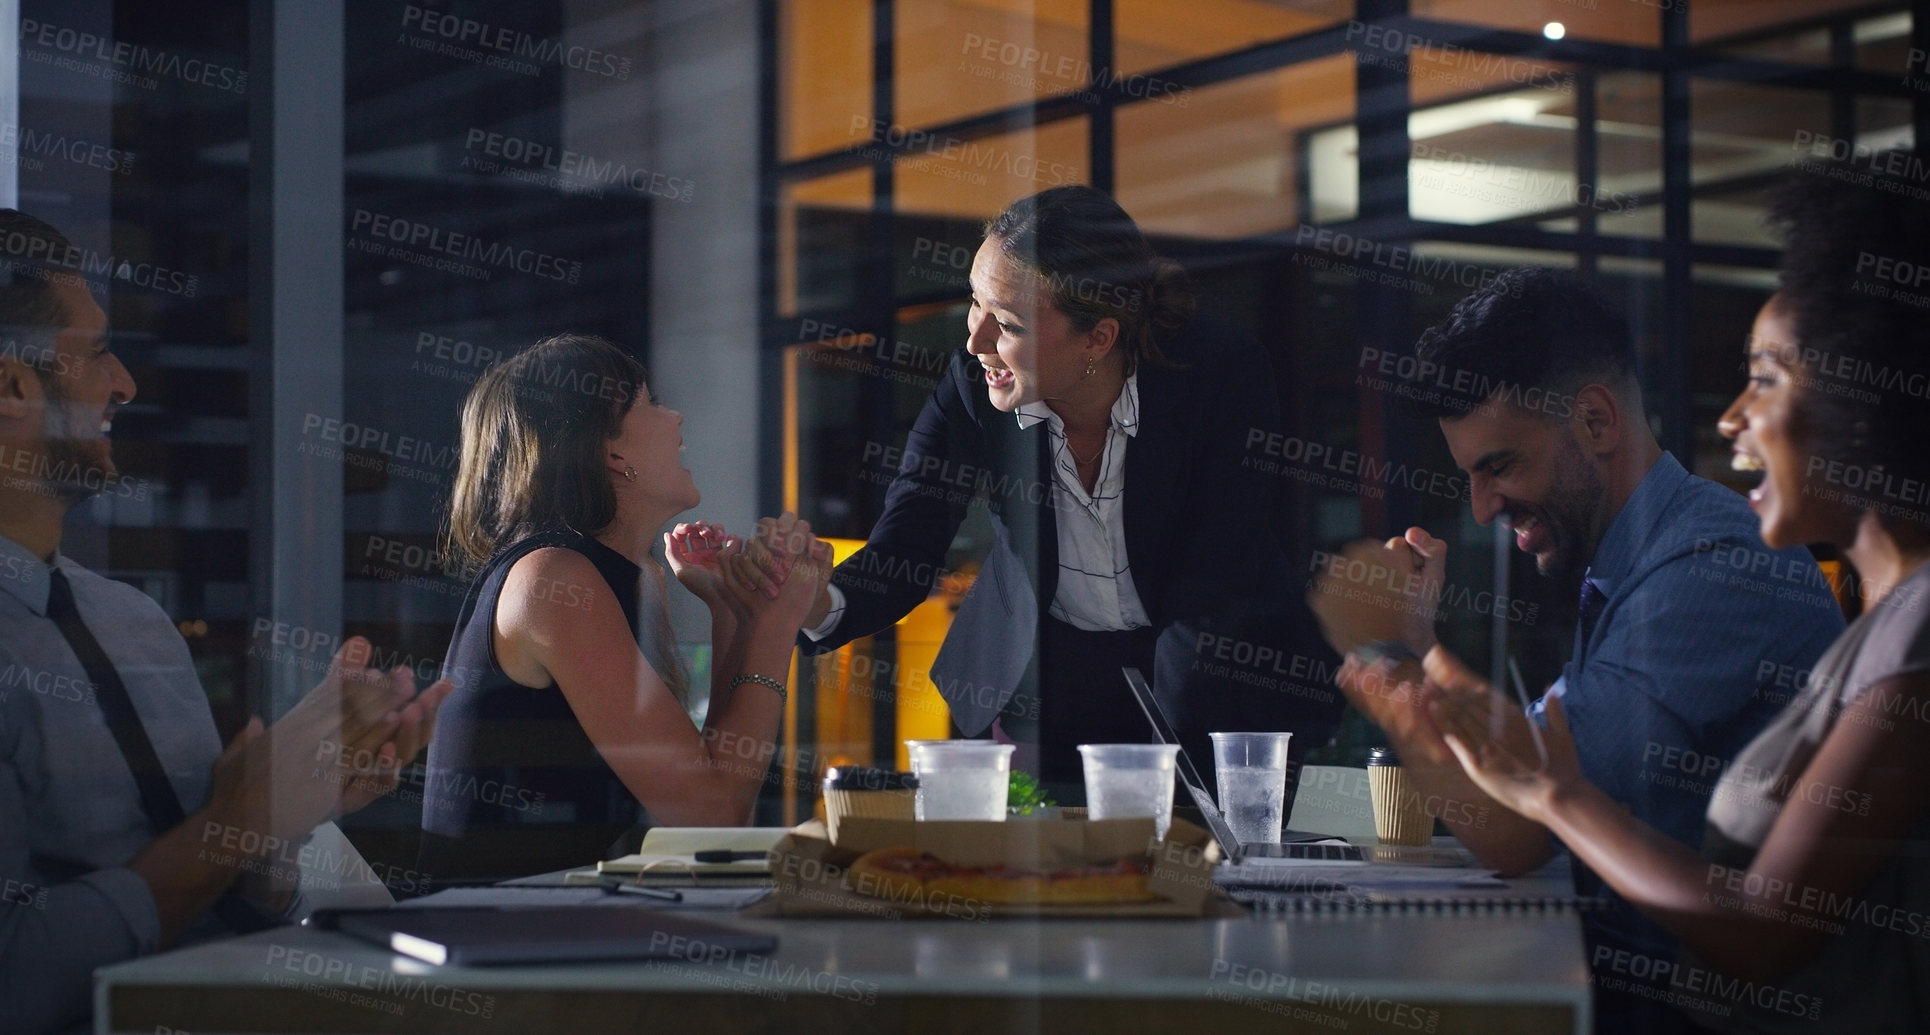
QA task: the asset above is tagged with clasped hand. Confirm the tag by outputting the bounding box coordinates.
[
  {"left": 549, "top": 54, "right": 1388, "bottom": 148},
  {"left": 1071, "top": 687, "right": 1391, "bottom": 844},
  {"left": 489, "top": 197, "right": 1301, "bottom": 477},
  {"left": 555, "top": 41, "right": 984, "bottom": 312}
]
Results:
[{"left": 664, "top": 512, "right": 831, "bottom": 627}]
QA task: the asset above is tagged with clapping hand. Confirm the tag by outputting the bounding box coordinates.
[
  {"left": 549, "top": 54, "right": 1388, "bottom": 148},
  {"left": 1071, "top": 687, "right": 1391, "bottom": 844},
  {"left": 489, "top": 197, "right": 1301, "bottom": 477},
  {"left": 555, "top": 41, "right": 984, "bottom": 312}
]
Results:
[
  {"left": 1421, "top": 646, "right": 1579, "bottom": 824},
  {"left": 206, "top": 638, "right": 453, "bottom": 847},
  {"left": 1306, "top": 527, "right": 1447, "bottom": 658}
]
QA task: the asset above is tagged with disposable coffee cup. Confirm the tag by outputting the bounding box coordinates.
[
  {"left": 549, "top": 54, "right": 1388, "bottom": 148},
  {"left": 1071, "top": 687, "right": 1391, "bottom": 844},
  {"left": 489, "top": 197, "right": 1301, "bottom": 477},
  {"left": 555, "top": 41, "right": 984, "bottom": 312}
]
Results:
[
  {"left": 822, "top": 766, "right": 918, "bottom": 843},
  {"left": 1366, "top": 747, "right": 1432, "bottom": 846}
]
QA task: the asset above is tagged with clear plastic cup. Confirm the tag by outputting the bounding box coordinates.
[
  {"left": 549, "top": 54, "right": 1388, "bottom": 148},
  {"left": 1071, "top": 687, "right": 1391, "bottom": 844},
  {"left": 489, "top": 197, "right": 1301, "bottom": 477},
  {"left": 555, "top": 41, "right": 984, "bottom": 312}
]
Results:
[
  {"left": 907, "top": 742, "right": 1015, "bottom": 821},
  {"left": 1078, "top": 744, "right": 1181, "bottom": 840},
  {"left": 1210, "top": 732, "right": 1293, "bottom": 845}
]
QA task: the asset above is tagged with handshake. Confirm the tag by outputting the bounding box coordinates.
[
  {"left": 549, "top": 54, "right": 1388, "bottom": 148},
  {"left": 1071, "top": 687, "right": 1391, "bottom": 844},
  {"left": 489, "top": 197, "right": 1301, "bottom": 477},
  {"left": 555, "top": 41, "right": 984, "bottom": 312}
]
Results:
[{"left": 663, "top": 511, "right": 835, "bottom": 628}]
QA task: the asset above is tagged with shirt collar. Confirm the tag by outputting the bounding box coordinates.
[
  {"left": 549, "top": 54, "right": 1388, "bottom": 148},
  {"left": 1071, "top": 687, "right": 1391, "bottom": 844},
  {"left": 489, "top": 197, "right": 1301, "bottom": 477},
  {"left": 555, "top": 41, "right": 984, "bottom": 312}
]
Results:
[
  {"left": 1015, "top": 372, "right": 1141, "bottom": 438},
  {"left": 1583, "top": 452, "right": 1690, "bottom": 594},
  {"left": 0, "top": 532, "right": 59, "bottom": 617}
]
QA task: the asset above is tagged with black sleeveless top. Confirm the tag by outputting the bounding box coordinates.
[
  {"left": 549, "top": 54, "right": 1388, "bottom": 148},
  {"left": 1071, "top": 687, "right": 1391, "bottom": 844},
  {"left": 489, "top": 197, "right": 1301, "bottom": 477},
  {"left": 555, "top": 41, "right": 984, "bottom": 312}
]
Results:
[{"left": 418, "top": 530, "right": 676, "bottom": 881}]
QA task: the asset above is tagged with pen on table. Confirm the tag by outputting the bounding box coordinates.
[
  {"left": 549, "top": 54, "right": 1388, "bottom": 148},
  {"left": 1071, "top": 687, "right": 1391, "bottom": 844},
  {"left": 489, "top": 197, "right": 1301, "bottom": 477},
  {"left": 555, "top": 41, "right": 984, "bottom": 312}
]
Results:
[
  {"left": 693, "top": 849, "right": 770, "bottom": 864},
  {"left": 602, "top": 880, "right": 682, "bottom": 902}
]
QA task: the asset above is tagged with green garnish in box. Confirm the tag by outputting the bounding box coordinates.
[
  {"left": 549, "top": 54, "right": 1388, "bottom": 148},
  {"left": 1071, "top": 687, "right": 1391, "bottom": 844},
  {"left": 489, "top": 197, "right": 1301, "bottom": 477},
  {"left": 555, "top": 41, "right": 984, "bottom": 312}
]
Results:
[{"left": 1008, "top": 770, "right": 1055, "bottom": 815}]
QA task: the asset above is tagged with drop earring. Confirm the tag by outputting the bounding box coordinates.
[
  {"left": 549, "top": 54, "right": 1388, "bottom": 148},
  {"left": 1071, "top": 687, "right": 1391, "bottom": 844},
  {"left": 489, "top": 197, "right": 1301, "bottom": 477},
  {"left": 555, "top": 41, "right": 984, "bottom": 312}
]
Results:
[
  {"left": 1083, "top": 354, "right": 1097, "bottom": 379},
  {"left": 623, "top": 465, "right": 637, "bottom": 482}
]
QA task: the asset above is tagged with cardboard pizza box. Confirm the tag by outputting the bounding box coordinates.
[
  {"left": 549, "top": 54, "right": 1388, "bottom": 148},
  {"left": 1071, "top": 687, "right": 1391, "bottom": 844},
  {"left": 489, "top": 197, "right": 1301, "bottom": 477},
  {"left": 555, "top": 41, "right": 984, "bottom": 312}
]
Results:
[{"left": 760, "top": 816, "right": 1231, "bottom": 919}]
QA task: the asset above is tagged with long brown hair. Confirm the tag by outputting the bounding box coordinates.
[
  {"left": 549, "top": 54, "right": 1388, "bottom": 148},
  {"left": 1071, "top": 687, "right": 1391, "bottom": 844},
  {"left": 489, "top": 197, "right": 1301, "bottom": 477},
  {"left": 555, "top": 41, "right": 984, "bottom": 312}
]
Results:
[{"left": 445, "top": 333, "right": 691, "bottom": 705}]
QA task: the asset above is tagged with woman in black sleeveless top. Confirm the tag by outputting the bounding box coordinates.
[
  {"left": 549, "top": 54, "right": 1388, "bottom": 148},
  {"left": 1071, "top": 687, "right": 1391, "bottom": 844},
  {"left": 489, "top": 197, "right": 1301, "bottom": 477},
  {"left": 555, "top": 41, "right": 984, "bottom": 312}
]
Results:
[{"left": 419, "top": 334, "right": 828, "bottom": 881}]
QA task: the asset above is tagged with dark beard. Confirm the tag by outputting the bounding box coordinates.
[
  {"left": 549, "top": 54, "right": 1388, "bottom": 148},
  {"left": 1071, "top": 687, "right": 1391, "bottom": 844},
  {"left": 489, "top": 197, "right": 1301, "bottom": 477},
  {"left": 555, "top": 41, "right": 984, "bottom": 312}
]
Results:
[
  {"left": 35, "top": 372, "right": 116, "bottom": 504},
  {"left": 1534, "top": 435, "right": 1606, "bottom": 580}
]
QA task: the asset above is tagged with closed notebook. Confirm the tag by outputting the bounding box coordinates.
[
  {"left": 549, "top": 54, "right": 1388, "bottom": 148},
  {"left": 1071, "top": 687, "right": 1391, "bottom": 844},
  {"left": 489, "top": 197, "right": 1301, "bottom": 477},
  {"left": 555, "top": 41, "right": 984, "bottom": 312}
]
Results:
[
  {"left": 316, "top": 906, "right": 777, "bottom": 966},
  {"left": 596, "top": 827, "right": 784, "bottom": 884}
]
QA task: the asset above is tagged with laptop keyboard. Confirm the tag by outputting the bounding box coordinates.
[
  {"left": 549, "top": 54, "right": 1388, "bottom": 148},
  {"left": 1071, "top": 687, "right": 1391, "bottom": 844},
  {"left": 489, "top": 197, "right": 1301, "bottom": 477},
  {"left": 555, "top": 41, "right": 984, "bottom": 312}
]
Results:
[{"left": 1242, "top": 842, "right": 1367, "bottom": 862}]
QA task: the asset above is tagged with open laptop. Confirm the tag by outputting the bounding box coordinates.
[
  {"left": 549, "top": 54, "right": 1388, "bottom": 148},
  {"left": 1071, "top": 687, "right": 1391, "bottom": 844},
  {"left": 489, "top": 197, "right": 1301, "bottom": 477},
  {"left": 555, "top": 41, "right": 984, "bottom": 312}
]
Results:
[{"left": 1121, "top": 667, "right": 1365, "bottom": 867}]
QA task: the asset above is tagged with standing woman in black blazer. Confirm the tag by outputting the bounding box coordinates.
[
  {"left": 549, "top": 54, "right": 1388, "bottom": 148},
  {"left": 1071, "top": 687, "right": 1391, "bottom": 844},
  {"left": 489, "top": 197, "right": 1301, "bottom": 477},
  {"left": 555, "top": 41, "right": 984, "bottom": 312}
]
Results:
[{"left": 766, "top": 187, "right": 1340, "bottom": 801}]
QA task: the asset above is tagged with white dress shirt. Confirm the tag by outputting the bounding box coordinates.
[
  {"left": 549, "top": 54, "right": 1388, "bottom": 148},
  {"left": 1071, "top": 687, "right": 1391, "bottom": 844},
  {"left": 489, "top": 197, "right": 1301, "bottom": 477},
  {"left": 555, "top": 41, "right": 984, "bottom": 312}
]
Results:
[{"left": 806, "top": 375, "right": 1150, "bottom": 639}]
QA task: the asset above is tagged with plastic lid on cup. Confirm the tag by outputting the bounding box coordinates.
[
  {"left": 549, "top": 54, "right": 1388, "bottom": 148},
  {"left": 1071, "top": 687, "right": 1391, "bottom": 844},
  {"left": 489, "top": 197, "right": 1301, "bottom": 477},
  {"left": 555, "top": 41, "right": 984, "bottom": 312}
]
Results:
[
  {"left": 1366, "top": 747, "right": 1401, "bottom": 767},
  {"left": 823, "top": 766, "right": 918, "bottom": 792}
]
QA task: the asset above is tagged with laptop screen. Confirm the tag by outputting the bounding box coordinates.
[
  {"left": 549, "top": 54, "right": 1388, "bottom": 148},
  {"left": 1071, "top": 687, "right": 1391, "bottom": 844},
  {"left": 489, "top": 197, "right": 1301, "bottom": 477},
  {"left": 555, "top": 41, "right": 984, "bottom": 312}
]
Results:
[{"left": 1120, "top": 666, "right": 1248, "bottom": 862}]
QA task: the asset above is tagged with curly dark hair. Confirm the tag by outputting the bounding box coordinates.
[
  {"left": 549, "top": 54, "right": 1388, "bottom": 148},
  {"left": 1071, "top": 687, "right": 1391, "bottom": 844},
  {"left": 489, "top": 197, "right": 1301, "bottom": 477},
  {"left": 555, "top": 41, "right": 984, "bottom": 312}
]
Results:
[
  {"left": 1398, "top": 266, "right": 1636, "bottom": 421},
  {"left": 1768, "top": 151, "right": 1930, "bottom": 529}
]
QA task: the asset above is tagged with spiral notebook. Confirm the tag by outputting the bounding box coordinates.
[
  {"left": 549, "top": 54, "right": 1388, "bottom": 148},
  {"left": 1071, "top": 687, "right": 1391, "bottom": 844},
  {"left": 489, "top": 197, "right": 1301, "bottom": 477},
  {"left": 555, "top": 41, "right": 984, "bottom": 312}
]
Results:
[{"left": 1223, "top": 862, "right": 1608, "bottom": 914}]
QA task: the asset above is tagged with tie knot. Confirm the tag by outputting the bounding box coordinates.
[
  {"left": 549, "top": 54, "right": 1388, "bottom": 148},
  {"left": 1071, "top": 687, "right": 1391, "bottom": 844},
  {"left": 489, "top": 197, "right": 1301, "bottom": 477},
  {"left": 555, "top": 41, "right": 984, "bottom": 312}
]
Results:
[{"left": 45, "top": 567, "right": 76, "bottom": 619}]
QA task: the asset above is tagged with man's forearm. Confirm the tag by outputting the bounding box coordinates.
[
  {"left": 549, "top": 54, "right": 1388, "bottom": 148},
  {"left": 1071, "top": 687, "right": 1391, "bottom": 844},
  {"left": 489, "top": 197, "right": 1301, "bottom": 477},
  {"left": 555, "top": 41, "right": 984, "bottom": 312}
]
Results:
[{"left": 126, "top": 807, "right": 253, "bottom": 947}]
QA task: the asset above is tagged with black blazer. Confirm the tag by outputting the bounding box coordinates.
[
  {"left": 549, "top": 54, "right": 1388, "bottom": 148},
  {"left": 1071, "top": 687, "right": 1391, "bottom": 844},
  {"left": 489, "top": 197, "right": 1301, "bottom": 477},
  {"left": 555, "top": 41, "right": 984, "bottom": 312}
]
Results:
[{"left": 803, "top": 317, "right": 1341, "bottom": 765}]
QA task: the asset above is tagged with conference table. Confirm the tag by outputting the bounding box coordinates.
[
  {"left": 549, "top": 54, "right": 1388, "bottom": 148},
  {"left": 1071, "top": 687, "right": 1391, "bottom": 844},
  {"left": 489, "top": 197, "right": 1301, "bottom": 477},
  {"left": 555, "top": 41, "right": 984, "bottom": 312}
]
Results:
[{"left": 93, "top": 847, "right": 1593, "bottom": 1035}]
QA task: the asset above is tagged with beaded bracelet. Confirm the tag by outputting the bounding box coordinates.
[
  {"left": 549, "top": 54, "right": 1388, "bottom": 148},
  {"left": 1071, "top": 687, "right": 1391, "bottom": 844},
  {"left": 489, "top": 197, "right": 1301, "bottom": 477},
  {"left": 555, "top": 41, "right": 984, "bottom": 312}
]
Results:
[{"left": 729, "top": 673, "right": 788, "bottom": 703}]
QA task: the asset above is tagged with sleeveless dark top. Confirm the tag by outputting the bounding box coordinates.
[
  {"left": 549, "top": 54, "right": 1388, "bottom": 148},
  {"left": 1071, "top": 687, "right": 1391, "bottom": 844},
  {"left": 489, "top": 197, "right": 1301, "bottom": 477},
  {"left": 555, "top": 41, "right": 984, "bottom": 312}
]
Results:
[{"left": 418, "top": 530, "right": 675, "bottom": 881}]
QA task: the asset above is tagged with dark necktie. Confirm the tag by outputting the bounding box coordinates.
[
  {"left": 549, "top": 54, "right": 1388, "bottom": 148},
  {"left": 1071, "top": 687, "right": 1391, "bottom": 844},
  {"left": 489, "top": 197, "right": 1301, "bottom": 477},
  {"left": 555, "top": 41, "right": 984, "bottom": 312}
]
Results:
[
  {"left": 1575, "top": 575, "right": 1608, "bottom": 665},
  {"left": 47, "top": 568, "right": 186, "bottom": 829},
  {"left": 45, "top": 567, "right": 284, "bottom": 931}
]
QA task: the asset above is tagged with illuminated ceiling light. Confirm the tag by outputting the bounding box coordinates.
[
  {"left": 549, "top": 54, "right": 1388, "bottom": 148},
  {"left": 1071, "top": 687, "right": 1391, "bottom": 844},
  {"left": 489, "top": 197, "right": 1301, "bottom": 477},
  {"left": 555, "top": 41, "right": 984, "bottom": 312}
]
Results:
[{"left": 1543, "top": 22, "right": 1566, "bottom": 40}]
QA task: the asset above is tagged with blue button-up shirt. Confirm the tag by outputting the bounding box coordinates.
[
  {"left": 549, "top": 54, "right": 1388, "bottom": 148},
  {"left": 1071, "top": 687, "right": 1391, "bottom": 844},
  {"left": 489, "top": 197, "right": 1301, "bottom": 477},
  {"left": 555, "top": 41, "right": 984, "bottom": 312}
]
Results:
[
  {"left": 0, "top": 533, "right": 222, "bottom": 1033},
  {"left": 1529, "top": 454, "right": 1844, "bottom": 944}
]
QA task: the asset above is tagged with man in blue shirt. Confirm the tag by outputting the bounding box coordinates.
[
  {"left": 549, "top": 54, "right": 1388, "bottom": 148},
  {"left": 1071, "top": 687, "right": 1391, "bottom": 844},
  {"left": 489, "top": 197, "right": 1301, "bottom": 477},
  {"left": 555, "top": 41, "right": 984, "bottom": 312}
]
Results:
[
  {"left": 0, "top": 210, "right": 452, "bottom": 1034},
  {"left": 1309, "top": 268, "right": 1844, "bottom": 1027}
]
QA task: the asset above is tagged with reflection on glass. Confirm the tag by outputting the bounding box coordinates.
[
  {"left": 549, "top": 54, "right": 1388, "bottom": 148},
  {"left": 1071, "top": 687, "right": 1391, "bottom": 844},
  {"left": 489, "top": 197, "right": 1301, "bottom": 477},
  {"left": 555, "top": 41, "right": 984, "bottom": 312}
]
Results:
[
  {"left": 897, "top": 0, "right": 1089, "bottom": 128},
  {"left": 1416, "top": 0, "right": 1658, "bottom": 46},
  {"left": 1115, "top": 0, "right": 1350, "bottom": 75},
  {"left": 782, "top": 0, "right": 873, "bottom": 160},
  {"left": 1119, "top": 57, "right": 1354, "bottom": 238},
  {"left": 780, "top": 169, "right": 871, "bottom": 317},
  {"left": 893, "top": 118, "right": 1088, "bottom": 219}
]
